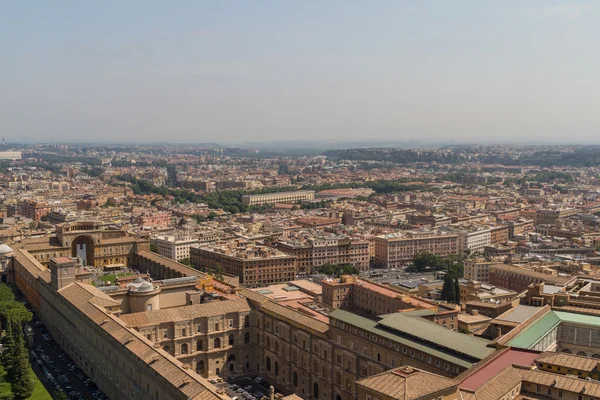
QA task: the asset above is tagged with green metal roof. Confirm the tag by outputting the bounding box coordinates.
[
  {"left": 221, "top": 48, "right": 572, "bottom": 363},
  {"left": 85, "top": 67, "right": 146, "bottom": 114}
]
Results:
[
  {"left": 507, "top": 310, "right": 600, "bottom": 350},
  {"left": 507, "top": 311, "right": 561, "bottom": 349},
  {"left": 553, "top": 311, "right": 600, "bottom": 328},
  {"left": 378, "top": 312, "right": 494, "bottom": 359},
  {"left": 329, "top": 309, "right": 495, "bottom": 368}
]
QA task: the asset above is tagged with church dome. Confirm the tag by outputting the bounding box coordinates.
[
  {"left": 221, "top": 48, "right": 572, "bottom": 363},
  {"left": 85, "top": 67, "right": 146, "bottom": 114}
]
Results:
[{"left": 0, "top": 244, "right": 13, "bottom": 255}]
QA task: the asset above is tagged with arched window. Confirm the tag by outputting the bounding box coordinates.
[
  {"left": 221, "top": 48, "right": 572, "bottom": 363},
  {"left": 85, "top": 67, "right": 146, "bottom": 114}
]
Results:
[
  {"left": 163, "top": 345, "right": 170, "bottom": 352},
  {"left": 275, "top": 361, "right": 279, "bottom": 376},
  {"left": 214, "top": 337, "right": 221, "bottom": 349},
  {"left": 266, "top": 357, "right": 271, "bottom": 372},
  {"left": 196, "top": 340, "right": 203, "bottom": 351},
  {"left": 293, "top": 371, "right": 298, "bottom": 387},
  {"left": 228, "top": 354, "right": 236, "bottom": 362},
  {"left": 181, "top": 343, "right": 188, "bottom": 354},
  {"left": 313, "top": 383, "right": 319, "bottom": 399},
  {"left": 244, "top": 332, "right": 250, "bottom": 344},
  {"left": 228, "top": 334, "right": 234, "bottom": 346},
  {"left": 275, "top": 342, "right": 278, "bottom": 352},
  {"left": 197, "top": 360, "right": 204, "bottom": 373},
  {"left": 577, "top": 351, "right": 588, "bottom": 357},
  {"left": 244, "top": 315, "right": 250, "bottom": 328},
  {"left": 267, "top": 337, "right": 271, "bottom": 347}
]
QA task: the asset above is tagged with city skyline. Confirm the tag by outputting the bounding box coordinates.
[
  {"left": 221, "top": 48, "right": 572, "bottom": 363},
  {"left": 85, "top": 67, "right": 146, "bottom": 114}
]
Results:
[{"left": 2, "top": 1, "right": 599, "bottom": 143}]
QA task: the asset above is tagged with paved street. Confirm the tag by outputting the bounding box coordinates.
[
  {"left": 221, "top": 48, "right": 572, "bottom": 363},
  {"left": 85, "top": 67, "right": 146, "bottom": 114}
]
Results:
[
  {"left": 214, "top": 376, "right": 272, "bottom": 399},
  {"left": 30, "top": 320, "right": 107, "bottom": 400}
]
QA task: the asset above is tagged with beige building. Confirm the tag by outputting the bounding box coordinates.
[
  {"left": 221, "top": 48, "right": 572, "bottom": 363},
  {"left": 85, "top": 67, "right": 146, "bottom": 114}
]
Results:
[
  {"left": 374, "top": 232, "right": 458, "bottom": 268},
  {"left": 190, "top": 241, "right": 297, "bottom": 287},
  {"left": 463, "top": 259, "right": 505, "bottom": 283},
  {"left": 13, "top": 220, "right": 148, "bottom": 268},
  {"left": 242, "top": 191, "right": 315, "bottom": 206},
  {"left": 277, "top": 237, "right": 370, "bottom": 274},
  {"left": 11, "top": 250, "right": 225, "bottom": 400},
  {"left": 322, "top": 275, "right": 436, "bottom": 315},
  {"left": 120, "top": 299, "right": 252, "bottom": 377}
]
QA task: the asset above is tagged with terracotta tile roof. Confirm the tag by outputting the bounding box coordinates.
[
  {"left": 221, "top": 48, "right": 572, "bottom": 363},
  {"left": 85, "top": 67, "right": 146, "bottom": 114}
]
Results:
[
  {"left": 521, "top": 369, "right": 600, "bottom": 397},
  {"left": 356, "top": 366, "right": 457, "bottom": 400},
  {"left": 535, "top": 353, "right": 600, "bottom": 372},
  {"left": 137, "top": 250, "right": 205, "bottom": 277},
  {"left": 119, "top": 299, "right": 251, "bottom": 327},
  {"left": 12, "top": 248, "right": 47, "bottom": 279},
  {"left": 490, "top": 264, "right": 574, "bottom": 285},
  {"left": 239, "top": 288, "right": 329, "bottom": 335},
  {"left": 459, "top": 366, "right": 523, "bottom": 400},
  {"left": 59, "top": 282, "right": 121, "bottom": 308},
  {"left": 15, "top": 236, "right": 66, "bottom": 251}
]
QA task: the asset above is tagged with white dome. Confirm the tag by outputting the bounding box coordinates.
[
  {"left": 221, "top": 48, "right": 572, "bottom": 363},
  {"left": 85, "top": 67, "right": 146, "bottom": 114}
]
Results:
[
  {"left": 0, "top": 244, "right": 13, "bottom": 255},
  {"left": 137, "top": 282, "right": 154, "bottom": 292}
]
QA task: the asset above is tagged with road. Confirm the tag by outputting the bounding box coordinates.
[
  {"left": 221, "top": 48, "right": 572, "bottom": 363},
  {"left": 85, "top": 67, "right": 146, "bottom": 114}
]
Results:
[
  {"left": 215, "top": 376, "right": 272, "bottom": 399},
  {"left": 30, "top": 320, "right": 106, "bottom": 399}
]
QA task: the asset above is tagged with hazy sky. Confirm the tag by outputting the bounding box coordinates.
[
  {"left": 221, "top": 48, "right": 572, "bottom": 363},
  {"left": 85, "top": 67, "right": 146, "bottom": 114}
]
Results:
[{"left": 1, "top": 1, "right": 599, "bottom": 144}]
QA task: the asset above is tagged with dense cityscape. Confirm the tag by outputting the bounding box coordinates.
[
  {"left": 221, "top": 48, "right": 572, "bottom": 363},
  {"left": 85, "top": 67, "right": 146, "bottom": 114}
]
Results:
[{"left": 3, "top": 143, "right": 600, "bottom": 399}]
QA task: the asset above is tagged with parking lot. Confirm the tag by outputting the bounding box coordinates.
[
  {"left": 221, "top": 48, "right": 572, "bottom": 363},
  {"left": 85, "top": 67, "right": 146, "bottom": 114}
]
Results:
[
  {"left": 212, "top": 376, "right": 272, "bottom": 400},
  {"left": 31, "top": 319, "right": 108, "bottom": 400}
]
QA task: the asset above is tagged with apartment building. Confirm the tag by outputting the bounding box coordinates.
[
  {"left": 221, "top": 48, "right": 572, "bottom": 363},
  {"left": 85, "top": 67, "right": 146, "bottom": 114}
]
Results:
[
  {"left": 508, "top": 219, "right": 535, "bottom": 239},
  {"left": 133, "top": 211, "right": 172, "bottom": 227},
  {"left": 535, "top": 208, "right": 578, "bottom": 225},
  {"left": 489, "top": 264, "right": 575, "bottom": 292},
  {"left": 277, "top": 237, "right": 370, "bottom": 274},
  {"left": 489, "top": 225, "right": 509, "bottom": 244},
  {"left": 151, "top": 234, "right": 199, "bottom": 261},
  {"left": 19, "top": 199, "right": 51, "bottom": 221},
  {"left": 463, "top": 259, "right": 504, "bottom": 283},
  {"left": 406, "top": 214, "right": 452, "bottom": 227},
  {"left": 242, "top": 191, "right": 315, "bottom": 206},
  {"left": 374, "top": 232, "right": 458, "bottom": 268},
  {"left": 191, "top": 241, "right": 297, "bottom": 287},
  {"left": 457, "top": 229, "right": 491, "bottom": 256}
]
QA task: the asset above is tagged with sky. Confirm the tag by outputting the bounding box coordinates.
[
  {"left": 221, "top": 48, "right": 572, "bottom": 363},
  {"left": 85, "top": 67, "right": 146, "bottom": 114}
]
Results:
[{"left": 1, "top": 1, "right": 599, "bottom": 145}]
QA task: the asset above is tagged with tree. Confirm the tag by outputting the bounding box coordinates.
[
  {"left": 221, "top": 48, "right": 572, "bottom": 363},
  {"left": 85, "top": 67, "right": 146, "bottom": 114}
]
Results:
[
  {"left": 454, "top": 277, "right": 461, "bottom": 305},
  {"left": 0, "top": 284, "right": 15, "bottom": 302},
  {"left": 10, "top": 334, "right": 34, "bottom": 400},
  {"left": 149, "top": 243, "right": 159, "bottom": 254},
  {"left": 180, "top": 258, "right": 191, "bottom": 266},
  {"left": 317, "top": 264, "right": 360, "bottom": 277},
  {"left": 440, "top": 274, "right": 456, "bottom": 303},
  {"left": 55, "top": 390, "right": 68, "bottom": 400}
]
